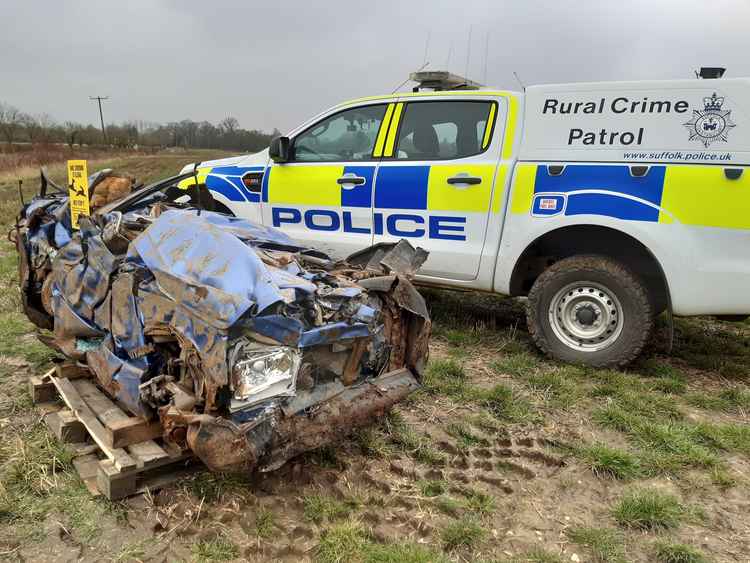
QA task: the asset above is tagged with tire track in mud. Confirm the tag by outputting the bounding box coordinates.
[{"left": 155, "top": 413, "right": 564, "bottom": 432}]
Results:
[{"left": 131, "top": 429, "right": 563, "bottom": 561}]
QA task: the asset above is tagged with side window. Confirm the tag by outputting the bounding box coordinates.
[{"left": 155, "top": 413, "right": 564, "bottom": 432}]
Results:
[
  {"left": 292, "top": 104, "right": 387, "bottom": 162},
  {"left": 394, "top": 101, "right": 495, "bottom": 161}
]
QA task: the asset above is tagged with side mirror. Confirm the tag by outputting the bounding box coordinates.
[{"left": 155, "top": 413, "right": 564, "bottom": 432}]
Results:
[{"left": 269, "top": 136, "right": 290, "bottom": 163}]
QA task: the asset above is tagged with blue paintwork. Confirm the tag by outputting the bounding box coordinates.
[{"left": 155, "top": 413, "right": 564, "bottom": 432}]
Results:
[
  {"left": 375, "top": 166, "right": 430, "bottom": 210},
  {"left": 533, "top": 164, "right": 666, "bottom": 222},
  {"left": 341, "top": 165, "right": 375, "bottom": 208}
]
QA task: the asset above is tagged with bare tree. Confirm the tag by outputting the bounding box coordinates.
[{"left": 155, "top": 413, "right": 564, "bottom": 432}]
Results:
[
  {"left": 21, "top": 113, "right": 42, "bottom": 145},
  {"left": 0, "top": 102, "right": 24, "bottom": 144},
  {"left": 63, "top": 121, "right": 81, "bottom": 148},
  {"left": 219, "top": 116, "right": 239, "bottom": 135}
]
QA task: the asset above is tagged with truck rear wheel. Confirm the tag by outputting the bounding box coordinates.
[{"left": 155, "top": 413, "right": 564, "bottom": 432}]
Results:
[{"left": 526, "top": 255, "right": 652, "bottom": 368}]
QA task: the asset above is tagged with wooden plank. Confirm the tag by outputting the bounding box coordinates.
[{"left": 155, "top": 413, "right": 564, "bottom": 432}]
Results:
[
  {"left": 96, "top": 452, "right": 196, "bottom": 500},
  {"left": 73, "top": 379, "right": 129, "bottom": 425},
  {"left": 128, "top": 441, "right": 168, "bottom": 469},
  {"left": 73, "top": 453, "right": 101, "bottom": 480},
  {"left": 72, "top": 379, "right": 163, "bottom": 448},
  {"left": 51, "top": 377, "right": 136, "bottom": 472},
  {"left": 45, "top": 409, "right": 87, "bottom": 443},
  {"left": 97, "top": 459, "right": 137, "bottom": 500},
  {"left": 55, "top": 361, "right": 91, "bottom": 380},
  {"left": 70, "top": 443, "right": 100, "bottom": 457},
  {"left": 71, "top": 380, "right": 169, "bottom": 468},
  {"left": 35, "top": 401, "right": 63, "bottom": 415},
  {"left": 30, "top": 374, "right": 57, "bottom": 404},
  {"left": 107, "top": 418, "right": 163, "bottom": 449},
  {"left": 73, "top": 454, "right": 102, "bottom": 496}
]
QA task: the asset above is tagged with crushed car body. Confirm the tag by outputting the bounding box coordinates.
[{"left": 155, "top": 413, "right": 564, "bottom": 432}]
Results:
[{"left": 14, "top": 168, "right": 431, "bottom": 473}]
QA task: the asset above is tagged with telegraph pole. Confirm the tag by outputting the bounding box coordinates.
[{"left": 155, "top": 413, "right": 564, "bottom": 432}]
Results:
[{"left": 89, "top": 96, "right": 109, "bottom": 144}]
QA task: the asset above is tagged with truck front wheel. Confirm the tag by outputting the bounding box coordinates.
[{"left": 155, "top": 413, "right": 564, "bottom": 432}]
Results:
[{"left": 526, "top": 255, "right": 653, "bottom": 368}]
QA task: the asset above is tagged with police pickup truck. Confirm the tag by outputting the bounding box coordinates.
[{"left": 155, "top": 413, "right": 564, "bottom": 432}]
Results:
[{"left": 177, "top": 68, "right": 750, "bottom": 367}]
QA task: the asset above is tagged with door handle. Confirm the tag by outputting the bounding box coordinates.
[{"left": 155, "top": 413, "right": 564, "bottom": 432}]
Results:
[
  {"left": 336, "top": 175, "right": 366, "bottom": 189},
  {"left": 447, "top": 175, "right": 482, "bottom": 186}
]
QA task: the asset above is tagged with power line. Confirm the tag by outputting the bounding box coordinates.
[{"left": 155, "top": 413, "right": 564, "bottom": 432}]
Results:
[{"left": 89, "top": 96, "right": 109, "bottom": 143}]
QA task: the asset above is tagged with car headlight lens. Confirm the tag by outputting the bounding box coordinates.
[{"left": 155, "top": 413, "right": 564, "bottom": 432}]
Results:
[{"left": 230, "top": 345, "right": 301, "bottom": 411}]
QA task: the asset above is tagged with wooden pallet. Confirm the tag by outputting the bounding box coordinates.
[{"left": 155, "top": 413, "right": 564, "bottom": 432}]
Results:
[{"left": 31, "top": 362, "right": 202, "bottom": 500}]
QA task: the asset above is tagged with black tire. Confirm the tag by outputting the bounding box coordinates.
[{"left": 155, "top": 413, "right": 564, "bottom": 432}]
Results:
[{"left": 526, "top": 255, "right": 653, "bottom": 368}]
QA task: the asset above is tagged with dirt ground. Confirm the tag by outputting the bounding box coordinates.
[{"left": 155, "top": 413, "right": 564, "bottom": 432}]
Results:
[{"left": 1, "top": 154, "right": 749, "bottom": 563}]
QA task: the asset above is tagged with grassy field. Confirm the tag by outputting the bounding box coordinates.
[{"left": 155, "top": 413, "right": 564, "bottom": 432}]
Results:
[{"left": 1, "top": 153, "right": 748, "bottom": 562}]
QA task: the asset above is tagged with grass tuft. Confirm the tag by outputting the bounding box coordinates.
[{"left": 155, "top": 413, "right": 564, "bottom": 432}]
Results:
[
  {"left": 254, "top": 506, "right": 275, "bottom": 538},
  {"left": 316, "top": 521, "right": 367, "bottom": 563},
  {"left": 574, "top": 443, "right": 641, "bottom": 479},
  {"left": 612, "top": 489, "right": 686, "bottom": 530},
  {"left": 490, "top": 352, "right": 541, "bottom": 377},
  {"left": 440, "top": 516, "right": 485, "bottom": 550},
  {"left": 445, "top": 422, "right": 489, "bottom": 450},
  {"left": 383, "top": 411, "right": 445, "bottom": 466},
  {"left": 316, "top": 522, "right": 446, "bottom": 563},
  {"left": 302, "top": 493, "right": 350, "bottom": 523},
  {"left": 653, "top": 542, "right": 709, "bottom": 563},
  {"left": 479, "top": 383, "right": 536, "bottom": 422},
  {"left": 418, "top": 480, "right": 446, "bottom": 498},
  {"left": 191, "top": 535, "right": 239, "bottom": 562},
  {"left": 422, "top": 359, "right": 469, "bottom": 399},
  {"left": 566, "top": 527, "right": 625, "bottom": 563},
  {"left": 462, "top": 489, "right": 496, "bottom": 517}
]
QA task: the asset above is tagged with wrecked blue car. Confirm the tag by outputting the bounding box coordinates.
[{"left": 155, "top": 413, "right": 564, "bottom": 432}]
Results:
[{"left": 14, "top": 169, "right": 430, "bottom": 472}]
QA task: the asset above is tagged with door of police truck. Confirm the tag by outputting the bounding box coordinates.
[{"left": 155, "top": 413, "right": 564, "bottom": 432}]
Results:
[
  {"left": 260, "top": 103, "right": 390, "bottom": 258},
  {"left": 370, "top": 95, "right": 508, "bottom": 280}
]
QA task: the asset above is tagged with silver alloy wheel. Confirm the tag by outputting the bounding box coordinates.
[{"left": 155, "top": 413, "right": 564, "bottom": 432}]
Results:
[{"left": 548, "top": 282, "right": 624, "bottom": 352}]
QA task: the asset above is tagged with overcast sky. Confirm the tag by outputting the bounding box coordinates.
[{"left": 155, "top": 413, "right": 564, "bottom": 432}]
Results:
[{"left": 2, "top": 0, "right": 749, "bottom": 133}]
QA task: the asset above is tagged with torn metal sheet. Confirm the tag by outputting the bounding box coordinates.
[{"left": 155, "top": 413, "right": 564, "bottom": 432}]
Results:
[{"left": 15, "top": 169, "right": 431, "bottom": 473}]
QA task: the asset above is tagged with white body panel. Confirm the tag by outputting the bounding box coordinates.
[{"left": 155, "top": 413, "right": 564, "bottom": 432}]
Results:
[{"left": 522, "top": 78, "right": 750, "bottom": 164}]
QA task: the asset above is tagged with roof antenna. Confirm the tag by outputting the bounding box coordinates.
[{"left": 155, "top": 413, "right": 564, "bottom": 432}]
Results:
[
  {"left": 464, "top": 24, "right": 473, "bottom": 78},
  {"left": 446, "top": 41, "right": 453, "bottom": 70},
  {"left": 482, "top": 31, "right": 490, "bottom": 85},
  {"left": 392, "top": 61, "right": 428, "bottom": 94},
  {"left": 513, "top": 71, "right": 526, "bottom": 92}
]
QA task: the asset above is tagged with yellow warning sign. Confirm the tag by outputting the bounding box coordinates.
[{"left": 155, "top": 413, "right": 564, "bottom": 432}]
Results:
[{"left": 67, "top": 160, "right": 91, "bottom": 229}]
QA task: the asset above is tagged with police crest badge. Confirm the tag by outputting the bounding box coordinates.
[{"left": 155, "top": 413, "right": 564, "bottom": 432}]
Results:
[{"left": 684, "top": 92, "right": 736, "bottom": 148}]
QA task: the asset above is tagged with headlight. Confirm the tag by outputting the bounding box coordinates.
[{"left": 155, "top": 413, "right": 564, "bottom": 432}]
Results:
[{"left": 230, "top": 345, "right": 301, "bottom": 411}]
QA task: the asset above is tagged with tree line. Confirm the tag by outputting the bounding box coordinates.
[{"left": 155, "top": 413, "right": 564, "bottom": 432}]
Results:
[{"left": 0, "top": 101, "right": 279, "bottom": 152}]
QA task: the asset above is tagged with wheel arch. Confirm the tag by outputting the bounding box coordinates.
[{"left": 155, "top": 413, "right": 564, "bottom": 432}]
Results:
[{"left": 509, "top": 224, "right": 671, "bottom": 313}]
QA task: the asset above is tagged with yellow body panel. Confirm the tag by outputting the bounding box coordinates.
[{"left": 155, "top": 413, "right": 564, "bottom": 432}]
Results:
[
  {"left": 427, "top": 164, "right": 495, "bottom": 212},
  {"left": 177, "top": 167, "right": 212, "bottom": 189},
  {"left": 267, "top": 165, "right": 343, "bottom": 206},
  {"left": 509, "top": 164, "right": 537, "bottom": 214},
  {"left": 661, "top": 166, "right": 750, "bottom": 229},
  {"left": 502, "top": 96, "right": 518, "bottom": 161}
]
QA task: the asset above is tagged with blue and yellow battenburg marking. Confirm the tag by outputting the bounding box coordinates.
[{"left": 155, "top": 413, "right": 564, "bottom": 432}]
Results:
[
  {"left": 178, "top": 165, "right": 265, "bottom": 202},
  {"left": 510, "top": 163, "right": 750, "bottom": 229},
  {"left": 264, "top": 163, "right": 496, "bottom": 212}
]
